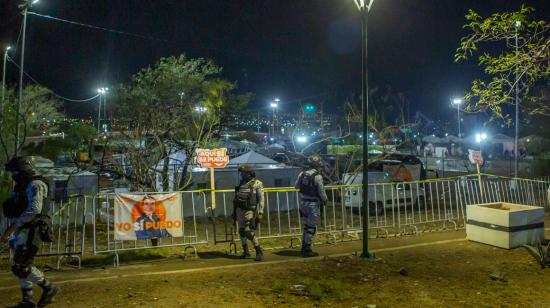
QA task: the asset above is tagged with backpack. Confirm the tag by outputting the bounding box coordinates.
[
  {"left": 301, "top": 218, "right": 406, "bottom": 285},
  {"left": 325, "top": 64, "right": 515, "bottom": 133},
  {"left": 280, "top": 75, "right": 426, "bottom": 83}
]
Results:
[
  {"left": 298, "top": 170, "right": 319, "bottom": 197},
  {"left": 2, "top": 182, "right": 29, "bottom": 219}
]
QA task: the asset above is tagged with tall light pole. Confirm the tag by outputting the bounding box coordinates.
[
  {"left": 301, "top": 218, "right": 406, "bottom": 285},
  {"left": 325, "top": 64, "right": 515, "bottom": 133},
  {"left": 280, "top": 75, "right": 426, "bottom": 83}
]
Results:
[
  {"left": 103, "top": 87, "right": 108, "bottom": 133},
  {"left": 270, "top": 98, "right": 279, "bottom": 141},
  {"left": 513, "top": 20, "right": 521, "bottom": 178},
  {"left": 452, "top": 98, "right": 462, "bottom": 138},
  {"left": 15, "top": 0, "right": 39, "bottom": 156},
  {"left": 97, "top": 88, "right": 107, "bottom": 133},
  {"left": 2, "top": 46, "right": 11, "bottom": 110},
  {"left": 355, "top": 0, "right": 374, "bottom": 259}
]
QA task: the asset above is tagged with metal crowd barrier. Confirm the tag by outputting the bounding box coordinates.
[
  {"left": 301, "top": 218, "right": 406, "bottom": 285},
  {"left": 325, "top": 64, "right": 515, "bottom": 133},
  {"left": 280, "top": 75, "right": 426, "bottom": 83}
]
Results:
[
  {"left": 92, "top": 191, "right": 209, "bottom": 267},
  {"left": 0, "top": 195, "right": 88, "bottom": 269},
  {"left": 1, "top": 174, "right": 549, "bottom": 268}
]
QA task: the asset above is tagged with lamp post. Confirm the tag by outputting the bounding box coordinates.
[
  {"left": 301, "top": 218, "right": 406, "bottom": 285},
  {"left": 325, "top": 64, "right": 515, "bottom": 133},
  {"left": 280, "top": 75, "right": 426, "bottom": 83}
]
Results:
[
  {"left": 475, "top": 132, "right": 488, "bottom": 196},
  {"left": 96, "top": 87, "right": 108, "bottom": 133},
  {"left": 513, "top": 20, "right": 521, "bottom": 178},
  {"left": 452, "top": 98, "right": 462, "bottom": 138},
  {"left": 354, "top": 0, "right": 374, "bottom": 259},
  {"left": 15, "top": 0, "right": 39, "bottom": 156},
  {"left": 270, "top": 98, "right": 279, "bottom": 141},
  {"left": 2, "top": 46, "right": 11, "bottom": 110}
]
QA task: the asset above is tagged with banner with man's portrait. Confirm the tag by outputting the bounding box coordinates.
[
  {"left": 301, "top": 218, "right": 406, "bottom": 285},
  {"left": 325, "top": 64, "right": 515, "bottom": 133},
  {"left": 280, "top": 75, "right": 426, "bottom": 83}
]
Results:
[{"left": 114, "top": 193, "right": 183, "bottom": 241}]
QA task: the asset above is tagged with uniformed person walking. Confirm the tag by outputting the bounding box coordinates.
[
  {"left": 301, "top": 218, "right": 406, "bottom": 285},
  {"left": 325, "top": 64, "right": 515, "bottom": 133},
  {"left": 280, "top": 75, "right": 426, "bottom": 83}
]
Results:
[
  {"left": 295, "top": 155, "right": 328, "bottom": 257},
  {"left": 1, "top": 157, "right": 59, "bottom": 307},
  {"left": 232, "top": 164, "right": 265, "bottom": 261}
]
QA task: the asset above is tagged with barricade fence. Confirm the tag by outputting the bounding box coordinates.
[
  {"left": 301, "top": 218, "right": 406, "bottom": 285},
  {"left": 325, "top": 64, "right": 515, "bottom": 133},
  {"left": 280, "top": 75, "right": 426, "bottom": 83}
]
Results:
[
  {"left": 1, "top": 174, "right": 549, "bottom": 267},
  {"left": 0, "top": 195, "right": 88, "bottom": 269}
]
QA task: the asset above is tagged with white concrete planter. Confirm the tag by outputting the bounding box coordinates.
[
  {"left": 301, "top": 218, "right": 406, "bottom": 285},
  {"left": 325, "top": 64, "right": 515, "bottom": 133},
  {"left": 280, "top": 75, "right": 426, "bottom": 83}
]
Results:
[{"left": 466, "top": 202, "right": 545, "bottom": 249}]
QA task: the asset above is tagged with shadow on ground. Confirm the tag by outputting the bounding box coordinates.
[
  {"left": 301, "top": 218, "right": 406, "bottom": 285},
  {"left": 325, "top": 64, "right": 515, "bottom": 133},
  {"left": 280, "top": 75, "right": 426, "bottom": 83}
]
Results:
[
  {"left": 198, "top": 251, "right": 243, "bottom": 260},
  {"left": 273, "top": 250, "right": 302, "bottom": 257}
]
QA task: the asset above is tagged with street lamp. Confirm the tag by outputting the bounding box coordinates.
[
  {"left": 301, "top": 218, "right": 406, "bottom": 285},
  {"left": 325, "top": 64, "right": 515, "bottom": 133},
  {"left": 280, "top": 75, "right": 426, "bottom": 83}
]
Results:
[
  {"left": 452, "top": 98, "right": 462, "bottom": 138},
  {"left": 2, "top": 46, "right": 11, "bottom": 107},
  {"left": 513, "top": 20, "right": 521, "bottom": 178},
  {"left": 194, "top": 106, "right": 207, "bottom": 113},
  {"left": 475, "top": 132, "right": 488, "bottom": 144},
  {"left": 15, "top": 0, "right": 39, "bottom": 155},
  {"left": 270, "top": 98, "right": 279, "bottom": 140},
  {"left": 354, "top": 0, "right": 374, "bottom": 259},
  {"left": 96, "top": 87, "right": 108, "bottom": 133}
]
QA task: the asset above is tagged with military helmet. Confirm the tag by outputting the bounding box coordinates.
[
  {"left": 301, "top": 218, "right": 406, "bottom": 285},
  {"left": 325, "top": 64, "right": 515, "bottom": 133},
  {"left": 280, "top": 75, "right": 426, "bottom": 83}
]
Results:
[
  {"left": 238, "top": 164, "right": 255, "bottom": 178},
  {"left": 307, "top": 155, "right": 323, "bottom": 168},
  {"left": 5, "top": 156, "right": 38, "bottom": 176}
]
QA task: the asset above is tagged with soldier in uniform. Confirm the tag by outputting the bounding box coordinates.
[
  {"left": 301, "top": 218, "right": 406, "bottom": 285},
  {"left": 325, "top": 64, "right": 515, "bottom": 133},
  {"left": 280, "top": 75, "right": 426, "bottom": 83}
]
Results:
[
  {"left": 295, "top": 155, "right": 328, "bottom": 257},
  {"left": 232, "top": 164, "right": 264, "bottom": 261},
  {"left": 1, "top": 157, "right": 59, "bottom": 307}
]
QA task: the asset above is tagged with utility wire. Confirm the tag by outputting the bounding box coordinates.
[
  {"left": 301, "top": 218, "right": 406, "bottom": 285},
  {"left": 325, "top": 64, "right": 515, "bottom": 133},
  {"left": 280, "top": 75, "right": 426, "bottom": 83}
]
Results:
[
  {"left": 28, "top": 12, "right": 167, "bottom": 42},
  {"left": 6, "top": 56, "right": 100, "bottom": 103}
]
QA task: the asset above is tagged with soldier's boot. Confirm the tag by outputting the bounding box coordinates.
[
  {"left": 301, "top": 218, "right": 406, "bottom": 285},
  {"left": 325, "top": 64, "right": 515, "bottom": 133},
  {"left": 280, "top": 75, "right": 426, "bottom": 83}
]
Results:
[
  {"left": 240, "top": 244, "right": 251, "bottom": 259},
  {"left": 254, "top": 246, "right": 264, "bottom": 261},
  {"left": 10, "top": 288, "right": 35, "bottom": 308},
  {"left": 301, "top": 245, "right": 318, "bottom": 258},
  {"left": 37, "top": 279, "right": 59, "bottom": 307}
]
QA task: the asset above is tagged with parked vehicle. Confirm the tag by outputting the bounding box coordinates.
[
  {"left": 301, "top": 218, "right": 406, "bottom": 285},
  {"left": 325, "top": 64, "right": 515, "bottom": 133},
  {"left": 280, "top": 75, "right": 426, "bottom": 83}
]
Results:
[{"left": 342, "top": 171, "right": 426, "bottom": 216}]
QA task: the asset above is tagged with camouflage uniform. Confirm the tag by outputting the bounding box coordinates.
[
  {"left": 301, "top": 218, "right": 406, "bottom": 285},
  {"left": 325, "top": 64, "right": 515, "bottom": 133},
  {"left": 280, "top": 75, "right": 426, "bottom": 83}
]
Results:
[
  {"left": 3, "top": 157, "right": 59, "bottom": 307},
  {"left": 233, "top": 165, "right": 265, "bottom": 261},
  {"left": 295, "top": 168, "right": 328, "bottom": 257}
]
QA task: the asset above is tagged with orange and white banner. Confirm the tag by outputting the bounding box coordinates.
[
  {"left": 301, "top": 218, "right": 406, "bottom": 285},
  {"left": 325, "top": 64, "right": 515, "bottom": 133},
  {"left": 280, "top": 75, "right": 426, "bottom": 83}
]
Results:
[{"left": 114, "top": 193, "right": 183, "bottom": 241}]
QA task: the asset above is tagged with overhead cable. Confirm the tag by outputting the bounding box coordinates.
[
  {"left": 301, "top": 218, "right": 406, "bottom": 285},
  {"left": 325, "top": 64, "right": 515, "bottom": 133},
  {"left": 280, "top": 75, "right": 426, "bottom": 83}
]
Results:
[
  {"left": 28, "top": 12, "right": 167, "bottom": 42},
  {"left": 6, "top": 56, "right": 100, "bottom": 103}
]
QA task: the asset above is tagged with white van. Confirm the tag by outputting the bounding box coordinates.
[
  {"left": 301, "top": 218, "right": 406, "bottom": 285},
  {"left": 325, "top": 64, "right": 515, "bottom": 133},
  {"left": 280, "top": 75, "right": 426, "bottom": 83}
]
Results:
[{"left": 342, "top": 171, "right": 426, "bottom": 216}]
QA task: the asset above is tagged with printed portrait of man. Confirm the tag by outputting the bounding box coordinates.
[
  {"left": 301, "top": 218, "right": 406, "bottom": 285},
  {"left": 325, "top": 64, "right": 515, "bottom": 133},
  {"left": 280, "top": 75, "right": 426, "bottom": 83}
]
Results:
[{"left": 134, "top": 196, "right": 169, "bottom": 240}]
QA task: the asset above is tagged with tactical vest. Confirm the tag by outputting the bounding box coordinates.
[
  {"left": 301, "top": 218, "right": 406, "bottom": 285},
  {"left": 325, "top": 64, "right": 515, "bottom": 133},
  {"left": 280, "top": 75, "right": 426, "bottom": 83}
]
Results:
[
  {"left": 2, "top": 178, "right": 49, "bottom": 220},
  {"left": 298, "top": 170, "right": 319, "bottom": 198},
  {"left": 233, "top": 180, "right": 257, "bottom": 211}
]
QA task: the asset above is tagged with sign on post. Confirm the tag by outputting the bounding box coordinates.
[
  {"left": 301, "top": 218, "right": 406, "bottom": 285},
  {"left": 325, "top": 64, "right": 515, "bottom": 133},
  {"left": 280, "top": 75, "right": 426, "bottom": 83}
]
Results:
[
  {"left": 196, "top": 148, "right": 229, "bottom": 168},
  {"left": 468, "top": 149, "right": 484, "bottom": 197},
  {"left": 468, "top": 150, "right": 484, "bottom": 165},
  {"left": 195, "top": 148, "right": 229, "bottom": 210}
]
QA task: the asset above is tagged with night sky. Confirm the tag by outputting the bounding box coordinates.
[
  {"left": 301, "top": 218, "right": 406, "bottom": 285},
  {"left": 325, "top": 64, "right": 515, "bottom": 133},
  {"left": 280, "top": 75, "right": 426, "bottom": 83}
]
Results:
[{"left": 1, "top": 0, "right": 550, "bottom": 120}]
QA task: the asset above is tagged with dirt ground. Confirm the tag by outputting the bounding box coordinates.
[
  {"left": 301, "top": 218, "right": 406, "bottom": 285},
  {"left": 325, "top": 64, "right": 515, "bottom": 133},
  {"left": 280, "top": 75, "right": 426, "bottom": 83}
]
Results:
[{"left": 1, "top": 229, "right": 550, "bottom": 307}]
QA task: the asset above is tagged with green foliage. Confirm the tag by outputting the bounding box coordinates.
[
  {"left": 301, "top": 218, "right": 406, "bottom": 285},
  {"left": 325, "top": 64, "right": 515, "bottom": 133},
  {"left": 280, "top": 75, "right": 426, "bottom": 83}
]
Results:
[
  {"left": 0, "top": 85, "right": 63, "bottom": 164},
  {"left": 455, "top": 5, "right": 550, "bottom": 121},
  {"left": 113, "top": 54, "right": 251, "bottom": 190}
]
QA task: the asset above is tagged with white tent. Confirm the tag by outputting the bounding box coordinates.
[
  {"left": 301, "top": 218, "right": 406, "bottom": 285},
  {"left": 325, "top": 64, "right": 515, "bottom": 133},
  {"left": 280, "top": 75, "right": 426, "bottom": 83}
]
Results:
[{"left": 227, "top": 151, "right": 281, "bottom": 168}]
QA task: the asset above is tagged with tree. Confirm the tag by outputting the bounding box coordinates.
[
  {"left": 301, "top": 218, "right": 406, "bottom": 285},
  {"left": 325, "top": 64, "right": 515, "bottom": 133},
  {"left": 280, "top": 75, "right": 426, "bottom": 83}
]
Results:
[
  {"left": 0, "top": 85, "right": 63, "bottom": 164},
  {"left": 26, "top": 120, "right": 97, "bottom": 162},
  {"left": 112, "top": 54, "right": 251, "bottom": 191},
  {"left": 455, "top": 5, "right": 550, "bottom": 122}
]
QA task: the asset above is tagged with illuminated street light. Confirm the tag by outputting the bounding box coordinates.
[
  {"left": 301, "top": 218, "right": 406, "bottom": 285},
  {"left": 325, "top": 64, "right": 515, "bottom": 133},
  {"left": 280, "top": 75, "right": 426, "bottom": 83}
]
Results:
[
  {"left": 513, "top": 20, "right": 521, "bottom": 178},
  {"left": 194, "top": 106, "right": 208, "bottom": 113},
  {"left": 296, "top": 135, "right": 308, "bottom": 144},
  {"left": 2, "top": 46, "right": 12, "bottom": 106},
  {"left": 451, "top": 98, "right": 463, "bottom": 138},
  {"left": 15, "top": 0, "right": 40, "bottom": 155},
  {"left": 96, "top": 87, "right": 109, "bottom": 133},
  {"left": 475, "top": 132, "right": 488, "bottom": 144},
  {"left": 354, "top": 0, "right": 375, "bottom": 259},
  {"left": 270, "top": 98, "right": 279, "bottom": 140}
]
